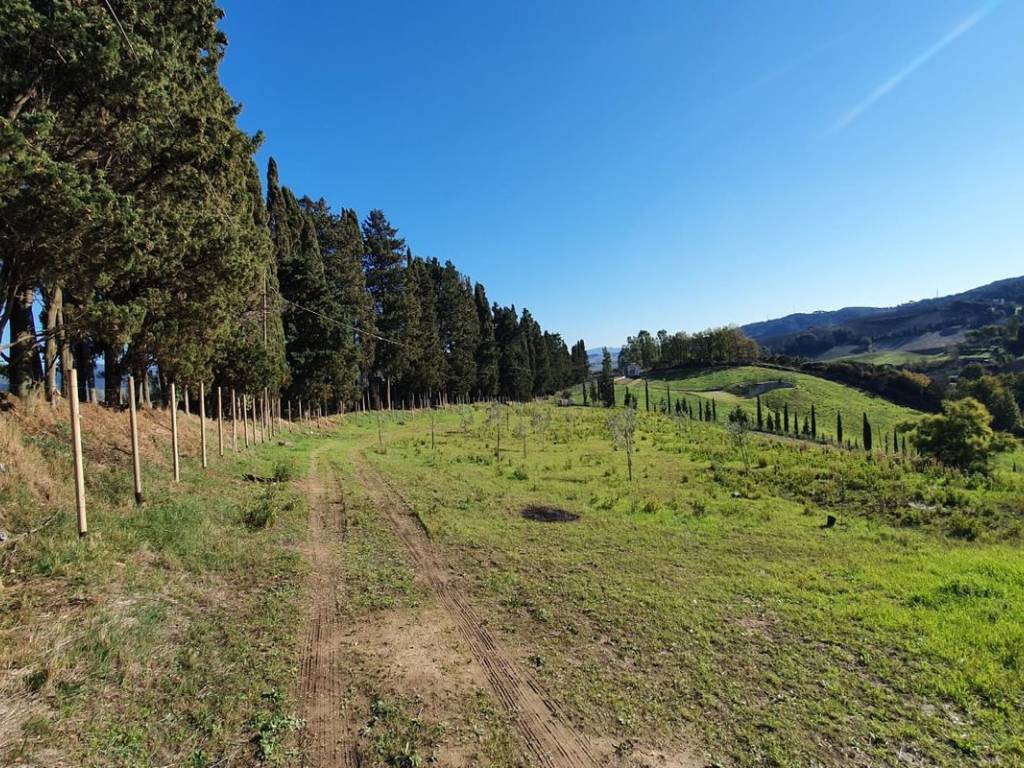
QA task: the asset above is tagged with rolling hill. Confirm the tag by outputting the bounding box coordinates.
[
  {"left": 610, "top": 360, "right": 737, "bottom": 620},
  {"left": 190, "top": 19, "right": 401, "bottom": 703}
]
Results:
[{"left": 743, "top": 275, "right": 1024, "bottom": 359}]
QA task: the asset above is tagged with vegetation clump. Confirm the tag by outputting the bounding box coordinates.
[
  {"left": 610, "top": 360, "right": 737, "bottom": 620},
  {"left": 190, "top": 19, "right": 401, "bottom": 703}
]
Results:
[{"left": 906, "top": 397, "right": 1017, "bottom": 473}]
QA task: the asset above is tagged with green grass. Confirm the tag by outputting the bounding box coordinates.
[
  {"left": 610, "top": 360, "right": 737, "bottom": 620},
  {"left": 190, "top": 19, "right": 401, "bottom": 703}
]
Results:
[
  {"left": 833, "top": 349, "right": 948, "bottom": 366},
  {"left": 6, "top": 403, "right": 1021, "bottom": 767},
  {"left": 352, "top": 404, "right": 1024, "bottom": 767},
  {"left": 1, "top": 428, "right": 317, "bottom": 767},
  {"left": 603, "top": 365, "right": 923, "bottom": 442}
]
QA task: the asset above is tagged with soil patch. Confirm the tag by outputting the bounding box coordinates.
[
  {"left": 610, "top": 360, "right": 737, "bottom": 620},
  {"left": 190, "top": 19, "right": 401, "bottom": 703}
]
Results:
[{"left": 521, "top": 506, "right": 579, "bottom": 523}]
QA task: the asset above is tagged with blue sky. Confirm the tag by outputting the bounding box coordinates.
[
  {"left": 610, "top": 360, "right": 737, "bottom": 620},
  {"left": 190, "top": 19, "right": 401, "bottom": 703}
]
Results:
[{"left": 219, "top": 0, "right": 1024, "bottom": 348}]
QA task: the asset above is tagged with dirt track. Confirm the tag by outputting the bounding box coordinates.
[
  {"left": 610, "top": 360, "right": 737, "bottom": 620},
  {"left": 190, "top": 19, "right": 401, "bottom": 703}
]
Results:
[
  {"left": 351, "top": 453, "right": 600, "bottom": 768},
  {"left": 298, "top": 453, "right": 360, "bottom": 767}
]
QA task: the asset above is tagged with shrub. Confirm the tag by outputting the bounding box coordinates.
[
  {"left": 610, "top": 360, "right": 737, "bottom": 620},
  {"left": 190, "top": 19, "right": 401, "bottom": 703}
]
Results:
[
  {"left": 272, "top": 459, "right": 296, "bottom": 483},
  {"left": 242, "top": 487, "right": 278, "bottom": 529}
]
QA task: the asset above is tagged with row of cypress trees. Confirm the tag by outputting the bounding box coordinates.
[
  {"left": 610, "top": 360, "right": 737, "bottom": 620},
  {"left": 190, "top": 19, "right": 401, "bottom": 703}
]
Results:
[
  {"left": 267, "top": 158, "right": 586, "bottom": 408},
  {"left": 1, "top": 2, "right": 585, "bottom": 410}
]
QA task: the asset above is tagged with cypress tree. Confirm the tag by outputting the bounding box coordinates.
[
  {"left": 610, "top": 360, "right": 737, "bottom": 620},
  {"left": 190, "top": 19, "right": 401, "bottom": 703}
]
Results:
[
  {"left": 836, "top": 412, "right": 843, "bottom": 446},
  {"left": 783, "top": 403, "right": 789, "bottom": 432},
  {"left": 436, "top": 260, "right": 480, "bottom": 399},
  {"left": 712, "top": 399, "right": 717, "bottom": 422},
  {"left": 598, "top": 347, "right": 615, "bottom": 407},
  {"left": 362, "top": 209, "right": 408, "bottom": 406},
  {"left": 756, "top": 396, "right": 763, "bottom": 430},
  {"left": 473, "top": 283, "right": 499, "bottom": 399},
  {"left": 863, "top": 413, "right": 873, "bottom": 452},
  {"left": 570, "top": 340, "right": 590, "bottom": 385},
  {"left": 810, "top": 404, "right": 817, "bottom": 439}
]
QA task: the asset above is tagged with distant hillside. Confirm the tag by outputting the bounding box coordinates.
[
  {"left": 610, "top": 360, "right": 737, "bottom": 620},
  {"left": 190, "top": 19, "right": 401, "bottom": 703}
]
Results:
[{"left": 744, "top": 275, "right": 1024, "bottom": 359}]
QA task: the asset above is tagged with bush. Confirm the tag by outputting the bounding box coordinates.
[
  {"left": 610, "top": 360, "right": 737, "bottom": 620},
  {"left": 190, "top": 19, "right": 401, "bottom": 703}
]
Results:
[
  {"left": 272, "top": 459, "right": 296, "bottom": 482},
  {"left": 242, "top": 487, "right": 278, "bottom": 529},
  {"left": 946, "top": 512, "right": 981, "bottom": 541},
  {"left": 909, "top": 398, "right": 1016, "bottom": 473}
]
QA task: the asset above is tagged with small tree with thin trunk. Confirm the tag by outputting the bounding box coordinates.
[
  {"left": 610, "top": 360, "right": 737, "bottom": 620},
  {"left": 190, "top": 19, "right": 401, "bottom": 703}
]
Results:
[
  {"left": 607, "top": 406, "right": 637, "bottom": 482},
  {"left": 513, "top": 403, "right": 528, "bottom": 458},
  {"left": 486, "top": 402, "right": 503, "bottom": 462},
  {"left": 530, "top": 406, "right": 551, "bottom": 447},
  {"left": 727, "top": 405, "right": 752, "bottom": 471},
  {"left": 459, "top": 405, "right": 474, "bottom": 437}
]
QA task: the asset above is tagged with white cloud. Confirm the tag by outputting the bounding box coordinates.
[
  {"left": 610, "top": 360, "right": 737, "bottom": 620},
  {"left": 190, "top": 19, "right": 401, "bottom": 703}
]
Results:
[{"left": 831, "top": 2, "right": 997, "bottom": 132}]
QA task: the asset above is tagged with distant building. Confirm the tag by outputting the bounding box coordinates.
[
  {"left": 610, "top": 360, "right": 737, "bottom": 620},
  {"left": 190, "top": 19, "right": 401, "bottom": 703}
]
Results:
[{"left": 625, "top": 362, "right": 642, "bottom": 378}]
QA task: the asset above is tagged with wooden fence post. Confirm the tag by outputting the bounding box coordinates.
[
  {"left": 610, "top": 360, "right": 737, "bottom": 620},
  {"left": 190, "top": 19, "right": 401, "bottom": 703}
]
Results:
[
  {"left": 243, "top": 394, "right": 251, "bottom": 448},
  {"left": 68, "top": 368, "right": 88, "bottom": 537},
  {"left": 199, "top": 381, "right": 208, "bottom": 468},
  {"left": 128, "top": 374, "right": 143, "bottom": 505},
  {"left": 217, "top": 386, "right": 224, "bottom": 457},
  {"left": 184, "top": 385, "right": 190, "bottom": 417},
  {"left": 170, "top": 382, "right": 180, "bottom": 482},
  {"left": 231, "top": 389, "right": 238, "bottom": 452}
]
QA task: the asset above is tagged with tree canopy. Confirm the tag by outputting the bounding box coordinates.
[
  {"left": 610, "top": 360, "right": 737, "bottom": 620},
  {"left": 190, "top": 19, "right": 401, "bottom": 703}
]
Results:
[{"left": 1, "top": 2, "right": 584, "bottom": 408}]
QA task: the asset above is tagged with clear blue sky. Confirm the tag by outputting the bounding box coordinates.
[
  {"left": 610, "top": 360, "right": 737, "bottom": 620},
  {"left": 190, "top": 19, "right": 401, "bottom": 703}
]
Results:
[{"left": 218, "top": 0, "right": 1024, "bottom": 348}]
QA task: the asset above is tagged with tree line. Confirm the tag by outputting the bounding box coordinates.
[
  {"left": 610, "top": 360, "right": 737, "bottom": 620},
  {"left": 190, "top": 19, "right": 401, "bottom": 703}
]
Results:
[
  {"left": 1, "top": 2, "right": 585, "bottom": 410},
  {"left": 618, "top": 327, "right": 759, "bottom": 371}
]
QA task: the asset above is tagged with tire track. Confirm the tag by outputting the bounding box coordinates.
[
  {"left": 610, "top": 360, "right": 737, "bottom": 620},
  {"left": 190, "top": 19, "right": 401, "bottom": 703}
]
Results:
[
  {"left": 353, "top": 454, "right": 599, "bottom": 768},
  {"left": 298, "top": 454, "right": 361, "bottom": 768}
]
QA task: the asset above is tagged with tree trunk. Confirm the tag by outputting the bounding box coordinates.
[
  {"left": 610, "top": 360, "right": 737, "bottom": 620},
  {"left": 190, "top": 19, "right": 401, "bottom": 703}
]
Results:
[
  {"left": 74, "top": 339, "right": 94, "bottom": 403},
  {"left": 104, "top": 344, "right": 121, "bottom": 406},
  {"left": 9, "top": 287, "right": 40, "bottom": 397},
  {"left": 43, "top": 286, "right": 62, "bottom": 402},
  {"left": 56, "top": 300, "right": 72, "bottom": 397}
]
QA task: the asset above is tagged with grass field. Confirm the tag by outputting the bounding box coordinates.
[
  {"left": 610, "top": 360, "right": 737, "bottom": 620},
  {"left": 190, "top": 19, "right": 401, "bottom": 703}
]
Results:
[
  {"left": 833, "top": 350, "right": 948, "bottom": 367},
  {"left": 1, "top": 405, "right": 312, "bottom": 766},
  {"left": 361, "top": 403, "right": 1023, "bottom": 767},
  {"left": 597, "top": 365, "right": 923, "bottom": 443},
  {"left": 4, "top": 393, "right": 1022, "bottom": 767}
]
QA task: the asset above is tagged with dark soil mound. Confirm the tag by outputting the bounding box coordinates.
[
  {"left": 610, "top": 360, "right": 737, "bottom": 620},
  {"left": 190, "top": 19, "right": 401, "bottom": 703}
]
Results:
[{"left": 521, "top": 506, "right": 579, "bottom": 523}]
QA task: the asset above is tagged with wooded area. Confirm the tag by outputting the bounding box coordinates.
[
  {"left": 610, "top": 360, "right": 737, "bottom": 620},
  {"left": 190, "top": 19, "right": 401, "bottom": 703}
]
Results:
[{"left": 1, "top": 2, "right": 588, "bottom": 411}]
